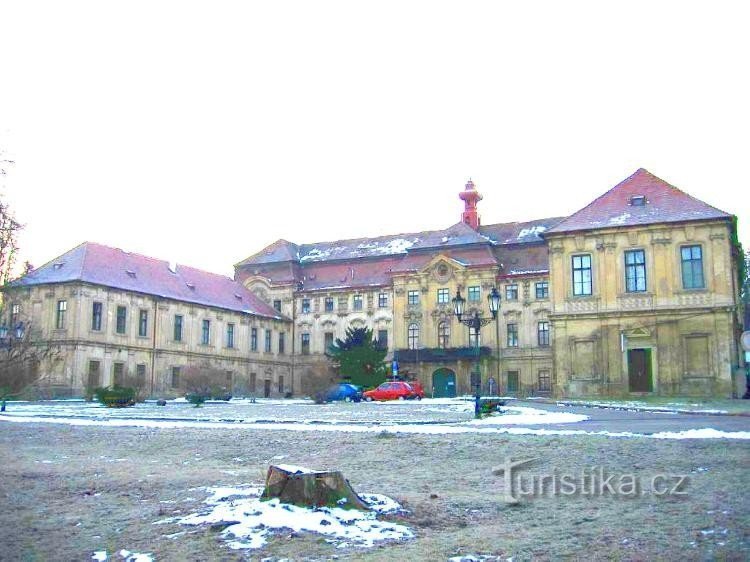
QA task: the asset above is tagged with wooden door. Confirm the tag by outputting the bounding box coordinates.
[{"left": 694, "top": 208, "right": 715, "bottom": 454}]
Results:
[
  {"left": 264, "top": 379, "right": 271, "bottom": 398},
  {"left": 628, "top": 349, "right": 653, "bottom": 392}
]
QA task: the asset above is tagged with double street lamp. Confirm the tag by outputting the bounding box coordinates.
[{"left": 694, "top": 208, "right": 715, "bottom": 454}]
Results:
[{"left": 452, "top": 287, "right": 501, "bottom": 418}]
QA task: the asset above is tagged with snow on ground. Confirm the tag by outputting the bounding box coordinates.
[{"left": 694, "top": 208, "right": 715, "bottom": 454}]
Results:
[
  {"left": 469, "top": 406, "right": 588, "bottom": 425},
  {"left": 91, "top": 549, "right": 153, "bottom": 561},
  {"left": 558, "top": 400, "right": 730, "bottom": 415},
  {"left": 177, "top": 485, "right": 413, "bottom": 550}
]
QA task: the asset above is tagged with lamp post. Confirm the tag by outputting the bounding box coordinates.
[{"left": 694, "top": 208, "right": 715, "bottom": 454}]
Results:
[{"left": 452, "top": 287, "right": 501, "bottom": 418}]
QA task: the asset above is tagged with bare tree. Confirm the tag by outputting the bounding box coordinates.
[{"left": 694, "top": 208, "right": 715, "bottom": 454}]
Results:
[
  {"left": 0, "top": 151, "right": 22, "bottom": 286},
  {"left": 0, "top": 321, "right": 59, "bottom": 407},
  {"left": 181, "top": 362, "right": 232, "bottom": 402}
]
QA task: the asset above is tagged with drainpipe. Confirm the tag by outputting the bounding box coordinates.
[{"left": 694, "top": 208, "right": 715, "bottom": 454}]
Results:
[
  {"left": 290, "top": 288, "right": 296, "bottom": 396},
  {"left": 150, "top": 296, "right": 158, "bottom": 397}
]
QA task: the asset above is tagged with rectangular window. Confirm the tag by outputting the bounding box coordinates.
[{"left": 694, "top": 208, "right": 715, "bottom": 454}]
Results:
[
  {"left": 174, "top": 315, "right": 183, "bottom": 342},
  {"left": 325, "top": 297, "right": 334, "bottom": 312},
  {"left": 324, "top": 331, "right": 334, "bottom": 352},
  {"left": 537, "top": 321, "right": 550, "bottom": 346},
  {"left": 408, "top": 323, "right": 419, "bottom": 349},
  {"left": 226, "top": 323, "right": 235, "bottom": 348},
  {"left": 91, "top": 302, "right": 103, "bottom": 331},
  {"left": 113, "top": 362, "right": 125, "bottom": 387},
  {"left": 681, "top": 245, "right": 705, "bottom": 289},
  {"left": 225, "top": 371, "right": 233, "bottom": 390},
  {"left": 507, "top": 323, "right": 518, "bottom": 347},
  {"left": 171, "top": 366, "right": 181, "bottom": 388},
  {"left": 56, "top": 300, "right": 67, "bottom": 329},
  {"left": 378, "top": 293, "right": 388, "bottom": 308},
  {"left": 469, "top": 325, "right": 480, "bottom": 347},
  {"left": 301, "top": 298, "right": 310, "bottom": 314},
  {"left": 505, "top": 284, "right": 518, "bottom": 301},
  {"left": 353, "top": 294, "right": 363, "bottom": 310},
  {"left": 407, "top": 290, "right": 420, "bottom": 306},
  {"left": 250, "top": 372, "right": 257, "bottom": 393},
  {"left": 87, "top": 360, "right": 101, "bottom": 388},
  {"left": 437, "top": 288, "right": 450, "bottom": 304},
  {"left": 377, "top": 329, "right": 388, "bottom": 349},
  {"left": 468, "top": 286, "right": 480, "bottom": 302},
  {"left": 201, "top": 319, "right": 210, "bottom": 345},
  {"left": 538, "top": 370, "right": 551, "bottom": 392},
  {"left": 138, "top": 309, "right": 148, "bottom": 337},
  {"left": 116, "top": 306, "right": 127, "bottom": 334},
  {"left": 278, "top": 332, "right": 285, "bottom": 354},
  {"left": 273, "top": 299, "right": 282, "bottom": 312},
  {"left": 535, "top": 282, "right": 549, "bottom": 299},
  {"left": 625, "top": 250, "right": 647, "bottom": 293},
  {"left": 265, "top": 329, "right": 272, "bottom": 352},
  {"left": 10, "top": 304, "right": 20, "bottom": 327},
  {"left": 301, "top": 333, "right": 310, "bottom": 355},
  {"left": 136, "top": 364, "right": 147, "bottom": 388},
  {"left": 251, "top": 328, "right": 258, "bottom": 351},
  {"left": 278, "top": 375, "right": 284, "bottom": 394},
  {"left": 572, "top": 254, "right": 593, "bottom": 296}
]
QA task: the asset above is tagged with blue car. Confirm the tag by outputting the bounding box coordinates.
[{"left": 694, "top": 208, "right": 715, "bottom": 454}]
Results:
[{"left": 322, "top": 383, "right": 363, "bottom": 403}]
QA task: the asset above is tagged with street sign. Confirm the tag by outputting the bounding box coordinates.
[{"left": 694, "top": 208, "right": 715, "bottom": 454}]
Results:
[{"left": 742, "top": 331, "right": 750, "bottom": 352}]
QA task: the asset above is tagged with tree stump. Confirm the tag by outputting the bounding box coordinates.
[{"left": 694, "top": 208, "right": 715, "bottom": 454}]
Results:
[{"left": 261, "top": 465, "right": 370, "bottom": 511}]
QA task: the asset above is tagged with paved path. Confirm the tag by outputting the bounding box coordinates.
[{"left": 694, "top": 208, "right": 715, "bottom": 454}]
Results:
[{"left": 513, "top": 399, "right": 750, "bottom": 434}]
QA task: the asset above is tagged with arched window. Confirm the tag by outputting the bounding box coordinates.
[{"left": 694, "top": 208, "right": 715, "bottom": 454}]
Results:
[
  {"left": 437, "top": 321, "right": 450, "bottom": 348},
  {"left": 408, "top": 323, "right": 419, "bottom": 350}
]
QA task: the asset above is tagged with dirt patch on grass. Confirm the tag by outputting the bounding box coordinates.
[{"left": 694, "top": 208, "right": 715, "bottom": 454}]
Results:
[{"left": 0, "top": 423, "right": 748, "bottom": 560}]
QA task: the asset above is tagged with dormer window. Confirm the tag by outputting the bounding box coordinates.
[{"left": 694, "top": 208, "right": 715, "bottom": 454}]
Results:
[
  {"left": 126, "top": 270, "right": 136, "bottom": 278},
  {"left": 234, "top": 293, "right": 243, "bottom": 301},
  {"left": 53, "top": 262, "right": 64, "bottom": 270},
  {"left": 186, "top": 282, "right": 195, "bottom": 290},
  {"left": 630, "top": 195, "right": 646, "bottom": 206}
]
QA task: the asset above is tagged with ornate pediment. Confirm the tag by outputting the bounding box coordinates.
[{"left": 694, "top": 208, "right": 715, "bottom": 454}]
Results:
[{"left": 624, "top": 326, "right": 651, "bottom": 338}]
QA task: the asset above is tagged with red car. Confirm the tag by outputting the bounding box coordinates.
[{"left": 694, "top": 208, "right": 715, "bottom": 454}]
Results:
[{"left": 363, "top": 381, "right": 422, "bottom": 401}]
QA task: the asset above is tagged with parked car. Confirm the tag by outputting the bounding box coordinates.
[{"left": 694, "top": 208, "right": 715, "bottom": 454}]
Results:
[
  {"left": 363, "top": 381, "right": 421, "bottom": 401},
  {"left": 318, "top": 383, "right": 363, "bottom": 403},
  {"left": 405, "top": 379, "right": 425, "bottom": 399}
]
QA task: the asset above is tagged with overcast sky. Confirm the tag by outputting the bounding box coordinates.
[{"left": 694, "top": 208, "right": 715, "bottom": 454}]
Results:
[{"left": 1, "top": 1, "right": 748, "bottom": 278}]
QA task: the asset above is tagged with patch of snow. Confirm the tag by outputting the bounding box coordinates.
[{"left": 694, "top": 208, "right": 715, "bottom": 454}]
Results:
[
  {"left": 517, "top": 225, "right": 547, "bottom": 240},
  {"left": 469, "top": 406, "right": 587, "bottom": 425},
  {"left": 608, "top": 212, "right": 632, "bottom": 225},
  {"left": 178, "top": 486, "right": 413, "bottom": 550},
  {"left": 92, "top": 552, "right": 107, "bottom": 561},
  {"left": 649, "top": 428, "right": 750, "bottom": 440},
  {"left": 92, "top": 550, "right": 153, "bottom": 562},
  {"left": 274, "top": 464, "right": 318, "bottom": 474},
  {"left": 359, "top": 493, "right": 405, "bottom": 514}
]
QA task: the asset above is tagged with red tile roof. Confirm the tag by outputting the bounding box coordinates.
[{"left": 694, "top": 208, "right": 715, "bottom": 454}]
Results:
[
  {"left": 8, "top": 242, "right": 286, "bottom": 320},
  {"left": 546, "top": 169, "right": 731, "bottom": 235}
]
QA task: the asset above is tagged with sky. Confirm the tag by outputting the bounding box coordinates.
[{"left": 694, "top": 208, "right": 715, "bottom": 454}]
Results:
[{"left": 1, "top": 0, "right": 748, "bottom": 278}]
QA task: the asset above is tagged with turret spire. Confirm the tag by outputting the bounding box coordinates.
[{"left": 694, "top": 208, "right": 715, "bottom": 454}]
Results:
[{"left": 459, "top": 179, "right": 483, "bottom": 230}]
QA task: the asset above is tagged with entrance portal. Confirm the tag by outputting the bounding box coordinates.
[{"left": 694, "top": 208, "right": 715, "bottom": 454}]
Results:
[
  {"left": 432, "top": 368, "right": 457, "bottom": 398},
  {"left": 627, "top": 348, "right": 653, "bottom": 392}
]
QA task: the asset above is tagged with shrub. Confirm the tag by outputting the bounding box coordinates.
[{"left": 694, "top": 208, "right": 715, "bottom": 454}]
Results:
[{"left": 94, "top": 386, "right": 136, "bottom": 408}]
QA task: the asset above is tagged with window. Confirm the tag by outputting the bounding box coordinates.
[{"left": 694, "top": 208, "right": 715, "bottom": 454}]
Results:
[
  {"left": 681, "top": 245, "right": 705, "bottom": 289},
  {"left": 278, "top": 332, "right": 285, "bottom": 354},
  {"left": 353, "top": 294, "right": 363, "bottom": 310},
  {"left": 507, "top": 323, "right": 518, "bottom": 347},
  {"left": 301, "top": 298, "right": 310, "bottom": 314},
  {"left": 505, "top": 284, "right": 518, "bottom": 301},
  {"left": 437, "top": 288, "right": 450, "bottom": 304},
  {"left": 572, "top": 254, "right": 593, "bottom": 296},
  {"left": 273, "top": 299, "right": 282, "bottom": 312},
  {"left": 408, "top": 323, "right": 419, "bottom": 349},
  {"left": 438, "top": 321, "right": 450, "bottom": 348},
  {"left": 278, "top": 375, "right": 284, "bottom": 394},
  {"left": 113, "top": 362, "right": 125, "bottom": 387},
  {"left": 87, "top": 360, "right": 101, "bottom": 388},
  {"left": 535, "top": 282, "right": 549, "bottom": 299},
  {"left": 201, "top": 319, "right": 211, "bottom": 345},
  {"left": 136, "top": 364, "right": 147, "bottom": 388},
  {"left": 226, "top": 323, "right": 235, "bottom": 348},
  {"left": 171, "top": 366, "right": 181, "bottom": 388},
  {"left": 625, "top": 250, "right": 647, "bottom": 293},
  {"left": 325, "top": 297, "right": 334, "bottom": 312},
  {"left": 225, "top": 371, "right": 233, "bottom": 390},
  {"left": 250, "top": 373, "right": 257, "bottom": 393},
  {"left": 469, "top": 325, "right": 480, "bottom": 347},
  {"left": 407, "top": 290, "right": 420, "bottom": 306},
  {"left": 116, "top": 306, "right": 127, "bottom": 334},
  {"left": 378, "top": 293, "right": 388, "bottom": 308},
  {"left": 324, "top": 332, "right": 334, "bottom": 352},
  {"left": 377, "top": 329, "right": 388, "bottom": 349},
  {"left": 138, "top": 309, "right": 148, "bottom": 337},
  {"left": 301, "top": 333, "right": 310, "bottom": 355},
  {"left": 468, "top": 286, "right": 480, "bottom": 302},
  {"left": 10, "top": 304, "right": 20, "bottom": 327},
  {"left": 538, "top": 370, "right": 551, "bottom": 392},
  {"left": 251, "top": 328, "right": 258, "bottom": 351},
  {"left": 537, "top": 321, "right": 550, "bottom": 346},
  {"left": 265, "top": 329, "right": 272, "bottom": 352},
  {"left": 91, "top": 302, "right": 103, "bottom": 331},
  {"left": 56, "top": 300, "right": 67, "bottom": 329},
  {"left": 173, "top": 315, "right": 183, "bottom": 342}
]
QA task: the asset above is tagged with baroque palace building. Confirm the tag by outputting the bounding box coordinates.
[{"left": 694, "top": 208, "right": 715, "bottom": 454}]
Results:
[{"left": 4, "top": 169, "right": 745, "bottom": 398}]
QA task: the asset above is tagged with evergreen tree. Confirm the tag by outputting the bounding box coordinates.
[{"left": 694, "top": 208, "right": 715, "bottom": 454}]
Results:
[{"left": 326, "top": 327, "right": 388, "bottom": 388}]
